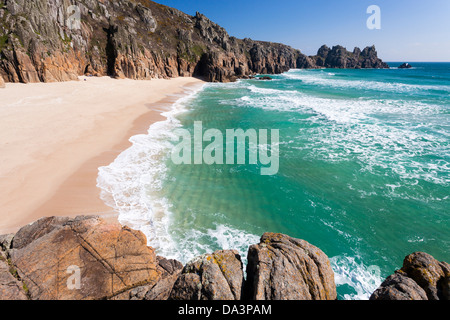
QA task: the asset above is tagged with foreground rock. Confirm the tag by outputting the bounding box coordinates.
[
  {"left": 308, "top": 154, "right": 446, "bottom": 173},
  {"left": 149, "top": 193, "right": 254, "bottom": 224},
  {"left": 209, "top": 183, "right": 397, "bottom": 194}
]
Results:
[
  {"left": 3, "top": 216, "right": 167, "bottom": 300},
  {"left": 6, "top": 215, "right": 447, "bottom": 301},
  {"left": 371, "top": 252, "right": 450, "bottom": 300},
  {"left": 2, "top": 219, "right": 339, "bottom": 301},
  {"left": 245, "top": 233, "right": 337, "bottom": 300},
  {"left": 0, "top": 75, "right": 5, "bottom": 88},
  {"left": 170, "top": 250, "right": 244, "bottom": 300}
]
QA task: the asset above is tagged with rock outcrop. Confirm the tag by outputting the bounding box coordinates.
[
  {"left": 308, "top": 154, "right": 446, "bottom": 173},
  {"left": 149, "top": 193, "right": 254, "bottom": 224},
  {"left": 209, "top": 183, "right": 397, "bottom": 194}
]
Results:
[
  {"left": 1, "top": 216, "right": 174, "bottom": 300},
  {"left": 1, "top": 218, "right": 339, "bottom": 301},
  {"left": 170, "top": 250, "right": 244, "bottom": 300},
  {"left": 0, "top": 0, "right": 388, "bottom": 85},
  {"left": 245, "top": 233, "right": 337, "bottom": 300},
  {"left": 371, "top": 252, "right": 450, "bottom": 300},
  {"left": 0, "top": 74, "right": 4, "bottom": 88},
  {"left": 310, "top": 45, "right": 389, "bottom": 69}
]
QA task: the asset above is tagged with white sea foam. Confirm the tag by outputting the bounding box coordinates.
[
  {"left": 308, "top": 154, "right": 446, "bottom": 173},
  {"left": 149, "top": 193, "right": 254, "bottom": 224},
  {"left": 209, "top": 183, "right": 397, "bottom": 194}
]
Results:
[
  {"left": 97, "top": 83, "right": 262, "bottom": 264},
  {"left": 230, "top": 81, "right": 450, "bottom": 186},
  {"left": 283, "top": 70, "right": 450, "bottom": 93},
  {"left": 206, "top": 224, "right": 260, "bottom": 266},
  {"left": 164, "top": 223, "right": 260, "bottom": 265},
  {"left": 97, "top": 84, "right": 205, "bottom": 258},
  {"left": 330, "top": 255, "right": 384, "bottom": 300}
]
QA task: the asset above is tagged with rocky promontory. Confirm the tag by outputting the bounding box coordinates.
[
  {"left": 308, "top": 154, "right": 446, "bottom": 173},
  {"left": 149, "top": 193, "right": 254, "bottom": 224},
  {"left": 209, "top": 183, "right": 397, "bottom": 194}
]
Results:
[
  {"left": 310, "top": 45, "right": 389, "bottom": 69},
  {"left": 0, "top": 0, "right": 388, "bottom": 86},
  {"left": 1, "top": 215, "right": 448, "bottom": 301}
]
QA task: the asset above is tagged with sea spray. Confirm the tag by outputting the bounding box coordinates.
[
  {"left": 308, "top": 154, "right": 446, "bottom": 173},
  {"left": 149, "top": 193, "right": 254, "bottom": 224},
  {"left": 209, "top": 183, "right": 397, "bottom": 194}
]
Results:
[{"left": 97, "top": 85, "right": 205, "bottom": 259}]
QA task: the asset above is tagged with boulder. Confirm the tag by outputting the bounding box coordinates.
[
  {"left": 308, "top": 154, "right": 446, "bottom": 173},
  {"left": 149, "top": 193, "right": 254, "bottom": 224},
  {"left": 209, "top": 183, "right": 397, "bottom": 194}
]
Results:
[
  {"left": 170, "top": 250, "right": 244, "bottom": 300},
  {"left": 258, "top": 76, "right": 273, "bottom": 81},
  {"left": 369, "top": 272, "right": 428, "bottom": 300},
  {"left": 7, "top": 216, "right": 161, "bottom": 300},
  {"left": 371, "top": 252, "right": 449, "bottom": 300},
  {"left": 245, "top": 233, "right": 337, "bottom": 300}
]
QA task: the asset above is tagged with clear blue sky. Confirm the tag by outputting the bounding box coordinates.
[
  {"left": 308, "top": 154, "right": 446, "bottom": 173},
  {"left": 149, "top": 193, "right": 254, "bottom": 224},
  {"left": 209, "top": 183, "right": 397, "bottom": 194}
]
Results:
[{"left": 154, "top": 0, "right": 450, "bottom": 62}]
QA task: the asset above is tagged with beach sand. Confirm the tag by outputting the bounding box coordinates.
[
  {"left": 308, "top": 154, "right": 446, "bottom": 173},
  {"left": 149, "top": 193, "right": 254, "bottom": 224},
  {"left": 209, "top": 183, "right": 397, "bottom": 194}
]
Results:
[{"left": 0, "top": 76, "right": 204, "bottom": 234}]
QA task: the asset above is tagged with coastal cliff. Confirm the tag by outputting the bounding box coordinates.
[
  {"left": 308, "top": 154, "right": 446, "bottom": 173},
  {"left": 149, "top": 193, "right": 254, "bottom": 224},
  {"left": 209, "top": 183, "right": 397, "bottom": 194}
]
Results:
[
  {"left": 1, "top": 216, "right": 448, "bottom": 300},
  {"left": 0, "top": 0, "right": 388, "bottom": 85}
]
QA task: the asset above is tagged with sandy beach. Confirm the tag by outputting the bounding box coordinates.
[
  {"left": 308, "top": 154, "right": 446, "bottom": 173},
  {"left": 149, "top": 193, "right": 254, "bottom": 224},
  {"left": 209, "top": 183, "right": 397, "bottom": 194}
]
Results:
[{"left": 0, "top": 76, "right": 204, "bottom": 234}]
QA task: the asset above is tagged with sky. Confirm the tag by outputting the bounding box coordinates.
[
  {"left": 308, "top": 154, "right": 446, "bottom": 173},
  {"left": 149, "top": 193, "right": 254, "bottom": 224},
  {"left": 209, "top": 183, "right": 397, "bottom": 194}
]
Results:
[{"left": 154, "top": 0, "right": 450, "bottom": 62}]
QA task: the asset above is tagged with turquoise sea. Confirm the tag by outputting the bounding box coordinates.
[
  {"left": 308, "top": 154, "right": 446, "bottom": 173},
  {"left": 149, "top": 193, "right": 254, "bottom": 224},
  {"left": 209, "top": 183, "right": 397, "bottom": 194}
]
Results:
[{"left": 98, "top": 63, "right": 450, "bottom": 300}]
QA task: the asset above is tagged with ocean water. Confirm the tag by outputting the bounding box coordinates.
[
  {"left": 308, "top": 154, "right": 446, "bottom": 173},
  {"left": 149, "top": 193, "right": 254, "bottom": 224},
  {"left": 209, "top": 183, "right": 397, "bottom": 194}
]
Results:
[{"left": 98, "top": 63, "right": 450, "bottom": 300}]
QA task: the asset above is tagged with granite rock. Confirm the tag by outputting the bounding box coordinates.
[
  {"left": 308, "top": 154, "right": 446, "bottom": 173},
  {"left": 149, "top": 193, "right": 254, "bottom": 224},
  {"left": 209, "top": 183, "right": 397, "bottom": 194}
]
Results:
[
  {"left": 170, "top": 250, "right": 244, "bottom": 300},
  {"left": 7, "top": 216, "right": 161, "bottom": 300},
  {"left": 371, "top": 252, "right": 450, "bottom": 300},
  {"left": 245, "top": 233, "right": 337, "bottom": 300}
]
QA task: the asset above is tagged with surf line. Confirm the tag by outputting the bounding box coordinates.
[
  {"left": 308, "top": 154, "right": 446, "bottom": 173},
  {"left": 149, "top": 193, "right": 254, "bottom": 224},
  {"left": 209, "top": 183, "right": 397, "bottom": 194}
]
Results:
[{"left": 171, "top": 121, "right": 280, "bottom": 176}]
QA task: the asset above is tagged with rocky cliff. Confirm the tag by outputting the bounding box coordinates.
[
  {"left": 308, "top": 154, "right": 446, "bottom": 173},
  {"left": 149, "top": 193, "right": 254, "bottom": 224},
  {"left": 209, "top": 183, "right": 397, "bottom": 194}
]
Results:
[
  {"left": 0, "top": 0, "right": 388, "bottom": 86},
  {"left": 2, "top": 215, "right": 446, "bottom": 301}
]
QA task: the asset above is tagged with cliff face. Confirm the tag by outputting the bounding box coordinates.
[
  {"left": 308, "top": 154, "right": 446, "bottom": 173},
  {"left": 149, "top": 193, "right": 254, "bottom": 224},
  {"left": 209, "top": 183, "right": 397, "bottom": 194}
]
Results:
[{"left": 0, "top": 0, "right": 388, "bottom": 85}]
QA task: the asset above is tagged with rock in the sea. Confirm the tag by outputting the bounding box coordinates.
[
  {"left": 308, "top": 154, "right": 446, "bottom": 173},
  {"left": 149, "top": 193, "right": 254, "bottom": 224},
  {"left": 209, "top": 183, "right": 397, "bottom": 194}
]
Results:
[
  {"left": 6, "top": 216, "right": 162, "bottom": 300},
  {"left": 398, "top": 63, "right": 412, "bottom": 69},
  {"left": 371, "top": 252, "right": 450, "bottom": 300},
  {"left": 170, "top": 250, "right": 244, "bottom": 300},
  {"left": 258, "top": 76, "right": 273, "bottom": 80},
  {"left": 310, "top": 44, "right": 389, "bottom": 69},
  {"left": 245, "top": 233, "right": 337, "bottom": 300}
]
